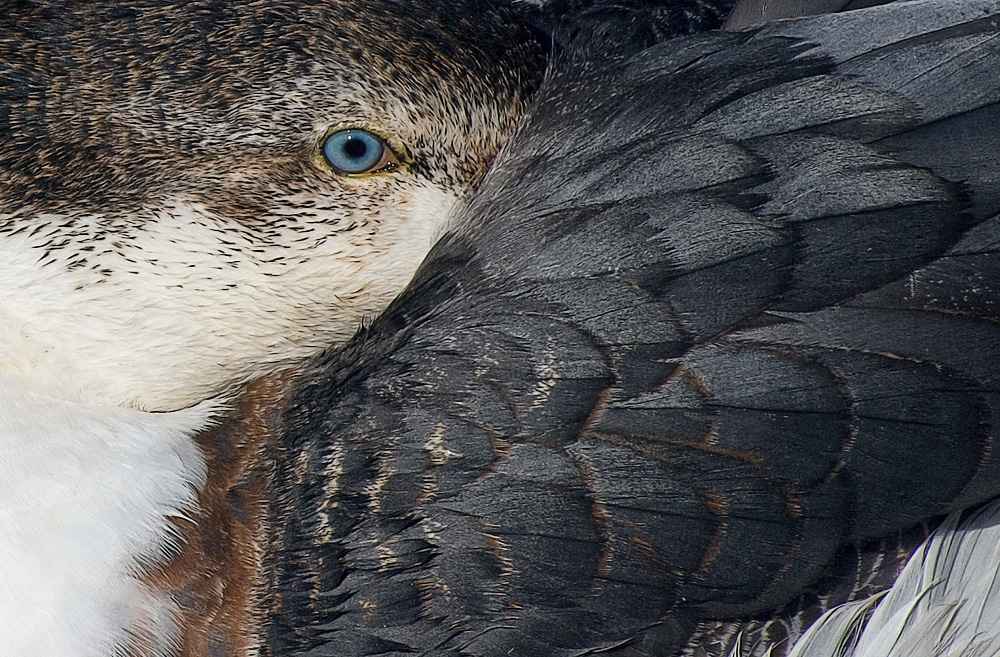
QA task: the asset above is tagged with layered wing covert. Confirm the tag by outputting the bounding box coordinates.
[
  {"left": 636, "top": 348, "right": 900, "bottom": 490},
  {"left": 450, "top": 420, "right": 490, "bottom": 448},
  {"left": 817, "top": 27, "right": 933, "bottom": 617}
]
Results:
[{"left": 265, "top": 2, "right": 1000, "bottom": 655}]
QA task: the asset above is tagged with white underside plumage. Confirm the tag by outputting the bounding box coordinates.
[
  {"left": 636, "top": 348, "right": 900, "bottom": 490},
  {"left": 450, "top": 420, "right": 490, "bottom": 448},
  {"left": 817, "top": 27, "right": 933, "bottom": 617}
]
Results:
[{"left": 0, "top": 372, "right": 219, "bottom": 657}]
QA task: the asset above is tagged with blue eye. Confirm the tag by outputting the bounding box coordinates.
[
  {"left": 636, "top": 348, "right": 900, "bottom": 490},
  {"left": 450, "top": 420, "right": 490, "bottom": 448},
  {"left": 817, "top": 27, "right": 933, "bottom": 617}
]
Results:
[{"left": 321, "top": 129, "right": 393, "bottom": 175}]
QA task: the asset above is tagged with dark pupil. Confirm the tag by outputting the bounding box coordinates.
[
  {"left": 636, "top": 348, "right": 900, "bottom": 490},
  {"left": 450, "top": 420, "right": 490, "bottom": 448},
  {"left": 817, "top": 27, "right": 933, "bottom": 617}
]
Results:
[{"left": 343, "top": 138, "right": 368, "bottom": 159}]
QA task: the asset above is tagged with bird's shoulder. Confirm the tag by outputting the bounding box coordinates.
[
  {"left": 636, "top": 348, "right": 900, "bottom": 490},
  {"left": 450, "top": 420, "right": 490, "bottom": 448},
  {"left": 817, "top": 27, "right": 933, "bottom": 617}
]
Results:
[{"left": 267, "top": 3, "right": 1000, "bottom": 655}]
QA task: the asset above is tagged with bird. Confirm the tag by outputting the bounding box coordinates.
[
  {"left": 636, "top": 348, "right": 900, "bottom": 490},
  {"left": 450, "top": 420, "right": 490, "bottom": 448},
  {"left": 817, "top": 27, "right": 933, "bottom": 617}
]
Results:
[
  {"left": 2, "top": 1, "right": 1000, "bottom": 657},
  {"left": 263, "top": 1, "right": 1000, "bottom": 656},
  {"left": 0, "top": 2, "right": 543, "bottom": 655}
]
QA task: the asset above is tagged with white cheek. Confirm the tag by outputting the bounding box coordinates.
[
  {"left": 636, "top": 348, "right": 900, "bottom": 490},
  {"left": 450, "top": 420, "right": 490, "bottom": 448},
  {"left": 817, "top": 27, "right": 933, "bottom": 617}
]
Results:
[{"left": 0, "top": 181, "right": 459, "bottom": 411}]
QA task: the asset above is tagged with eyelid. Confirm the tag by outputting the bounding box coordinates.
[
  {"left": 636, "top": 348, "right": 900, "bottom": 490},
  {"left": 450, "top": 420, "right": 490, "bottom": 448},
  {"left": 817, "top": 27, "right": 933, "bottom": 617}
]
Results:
[
  {"left": 319, "top": 125, "right": 407, "bottom": 177},
  {"left": 366, "top": 142, "right": 400, "bottom": 174}
]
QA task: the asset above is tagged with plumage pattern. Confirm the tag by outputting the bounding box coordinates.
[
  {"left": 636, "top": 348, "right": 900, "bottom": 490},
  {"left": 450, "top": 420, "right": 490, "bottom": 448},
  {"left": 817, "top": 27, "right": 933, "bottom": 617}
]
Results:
[
  {"left": 723, "top": 0, "right": 895, "bottom": 30},
  {"left": 0, "top": 1, "right": 544, "bottom": 654},
  {"left": 511, "top": 0, "right": 739, "bottom": 57},
  {"left": 264, "top": 2, "right": 1000, "bottom": 655},
  {"left": 789, "top": 499, "right": 1000, "bottom": 657}
]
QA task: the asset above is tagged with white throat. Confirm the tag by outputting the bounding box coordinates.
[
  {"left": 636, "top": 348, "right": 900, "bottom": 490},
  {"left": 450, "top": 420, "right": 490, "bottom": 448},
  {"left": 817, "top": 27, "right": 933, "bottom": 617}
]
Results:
[{"left": 0, "top": 185, "right": 457, "bottom": 413}]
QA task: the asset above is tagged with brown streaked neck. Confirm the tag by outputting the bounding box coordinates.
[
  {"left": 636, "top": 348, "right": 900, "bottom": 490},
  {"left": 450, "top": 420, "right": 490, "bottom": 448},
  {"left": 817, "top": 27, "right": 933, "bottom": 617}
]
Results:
[{"left": 140, "top": 373, "right": 293, "bottom": 657}]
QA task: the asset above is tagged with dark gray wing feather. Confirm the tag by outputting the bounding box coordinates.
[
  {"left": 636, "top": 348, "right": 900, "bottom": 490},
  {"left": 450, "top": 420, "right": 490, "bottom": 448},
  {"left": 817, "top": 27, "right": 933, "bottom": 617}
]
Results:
[
  {"left": 723, "top": 0, "right": 897, "bottom": 30},
  {"left": 264, "top": 2, "right": 1000, "bottom": 656},
  {"left": 507, "top": 0, "right": 739, "bottom": 57}
]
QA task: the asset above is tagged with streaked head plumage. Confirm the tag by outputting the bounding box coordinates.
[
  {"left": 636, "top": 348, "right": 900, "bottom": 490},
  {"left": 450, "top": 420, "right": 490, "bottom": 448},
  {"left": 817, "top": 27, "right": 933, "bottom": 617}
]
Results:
[{"left": 0, "top": 0, "right": 545, "bottom": 410}]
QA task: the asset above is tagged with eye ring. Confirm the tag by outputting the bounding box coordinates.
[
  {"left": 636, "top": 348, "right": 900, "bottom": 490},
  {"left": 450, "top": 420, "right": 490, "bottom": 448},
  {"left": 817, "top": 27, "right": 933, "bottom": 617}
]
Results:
[{"left": 321, "top": 129, "right": 398, "bottom": 176}]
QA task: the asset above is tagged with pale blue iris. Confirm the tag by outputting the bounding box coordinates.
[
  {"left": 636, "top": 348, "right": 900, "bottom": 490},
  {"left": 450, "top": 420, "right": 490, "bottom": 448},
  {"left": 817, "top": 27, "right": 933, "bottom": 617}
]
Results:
[{"left": 322, "top": 129, "right": 386, "bottom": 174}]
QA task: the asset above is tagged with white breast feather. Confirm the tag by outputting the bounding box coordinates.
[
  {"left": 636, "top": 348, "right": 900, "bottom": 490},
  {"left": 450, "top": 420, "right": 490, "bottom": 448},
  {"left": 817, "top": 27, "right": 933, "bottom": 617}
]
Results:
[{"left": 0, "top": 374, "right": 218, "bottom": 657}]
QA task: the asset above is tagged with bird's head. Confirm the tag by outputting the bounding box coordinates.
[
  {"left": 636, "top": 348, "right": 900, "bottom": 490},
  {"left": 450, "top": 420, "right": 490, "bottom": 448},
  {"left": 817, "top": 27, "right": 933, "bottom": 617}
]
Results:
[{"left": 0, "top": 0, "right": 545, "bottom": 410}]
